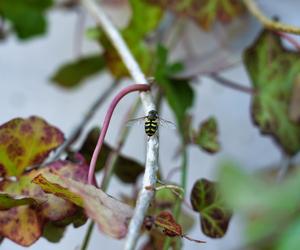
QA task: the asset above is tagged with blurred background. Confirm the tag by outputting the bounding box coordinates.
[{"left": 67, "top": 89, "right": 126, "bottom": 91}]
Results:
[{"left": 1, "top": 0, "right": 300, "bottom": 249}]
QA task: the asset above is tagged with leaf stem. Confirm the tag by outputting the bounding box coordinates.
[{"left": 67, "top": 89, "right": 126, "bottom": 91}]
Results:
[
  {"left": 100, "top": 97, "right": 141, "bottom": 190},
  {"left": 46, "top": 80, "right": 119, "bottom": 164},
  {"left": 276, "top": 31, "right": 300, "bottom": 50},
  {"left": 87, "top": 84, "right": 150, "bottom": 184},
  {"left": 243, "top": 0, "right": 300, "bottom": 35},
  {"left": 162, "top": 146, "right": 188, "bottom": 250},
  {"left": 80, "top": 221, "right": 95, "bottom": 250},
  {"left": 81, "top": 1, "right": 159, "bottom": 249}
]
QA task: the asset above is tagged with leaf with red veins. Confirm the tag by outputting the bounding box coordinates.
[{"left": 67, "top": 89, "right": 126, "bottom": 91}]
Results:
[
  {"left": 0, "top": 206, "right": 41, "bottom": 246},
  {"left": 33, "top": 173, "right": 134, "bottom": 239},
  {"left": 0, "top": 160, "right": 88, "bottom": 246},
  {"left": 0, "top": 116, "right": 64, "bottom": 177}
]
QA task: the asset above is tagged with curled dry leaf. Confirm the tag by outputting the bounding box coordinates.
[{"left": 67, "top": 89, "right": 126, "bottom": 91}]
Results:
[
  {"left": 153, "top": 211, "right": 205, "bottom": 243},
  {"left": 33, "top": 172, "right": 134, "bottom": 239}
]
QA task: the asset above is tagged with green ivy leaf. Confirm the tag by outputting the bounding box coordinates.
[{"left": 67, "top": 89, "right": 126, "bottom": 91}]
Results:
[
  {"left": 218, "top": 162, "right": 300, "bottom": 244},
  {"left": 80, "top": 127, "right": 144, "bottom": 183},
  {"left": 146, "top": 0, "right": 245, "bottom": 30},
  {"left": 276, "top": 218, "right": 300, "bottom": 250},
  {"left": 195, "top": 117, "right": 220, "bottom": 153},
  {"left": 190, "top": 179, "right": 232, "bottom": 238},
  {"left": 0, "top": 0, "right": 53, "bottom": 39},
  {"left": 0, "top": 116, "right": 64, "bottom": 177},
  {"left": 155, "top": 45, "right": 194, "bottom": 126},
  {"left": 244, "top": 30, "right": 300, "bottom": 155},
  {"left": 51, "top": 55, "right": 105, "bottom": 88},
  {"left": 0, "top": 193, "right": 37, "bottom": 210}
]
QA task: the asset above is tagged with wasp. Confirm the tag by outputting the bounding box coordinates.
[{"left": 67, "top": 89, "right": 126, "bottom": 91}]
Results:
[{"left": 126, "top": 110, "right": 176, "bottom": 137}]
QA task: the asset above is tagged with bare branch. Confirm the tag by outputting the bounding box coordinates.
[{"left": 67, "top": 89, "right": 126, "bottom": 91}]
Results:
[
  {"left": 244, "top": 0, "right": 300, "bottom": 35},
  {"left": 81, "top": 1, "right": 159, "bottom": 249},
  {"left": 209, "top": 73, "right": 255, "bottom": 94},
  {"left": 46, "top": 81, "right": 118, "bottom": 163}
]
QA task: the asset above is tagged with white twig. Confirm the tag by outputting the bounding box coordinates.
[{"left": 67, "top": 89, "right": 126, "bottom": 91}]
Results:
[{"left": 81, "top": 1, "right": 159, "bottom": 249}]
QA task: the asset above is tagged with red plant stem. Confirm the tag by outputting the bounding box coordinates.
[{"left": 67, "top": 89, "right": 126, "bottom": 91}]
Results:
[
  {"left": 88, "top": 84, "right": 150, "bottom": 184},
  {"left": 276, "top": 31, "right": 300, "bottom": 50}
]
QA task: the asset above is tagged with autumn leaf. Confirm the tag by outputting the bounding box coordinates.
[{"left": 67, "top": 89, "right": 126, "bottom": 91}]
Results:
[
  {"left": 146, "top": 0, "right": 245, "bottom": 30},
  {"left": 33, "top": 172, "right": 134, "bottom": 239},
  {"left": 244, "top": 30, "right": 300, "bottom": 155},
  {"left": 0, "top": 116, "right": 64, "bottom": 177},
  {"left": 0, "top": 160, "right": 88, "bottom": 246},
  {"left": 190, "top": 179, "right": 232, "bottom": 238},
  {"left": 153, "top": 211, "right": 205, "bottom": 243},
  {"left": 154, "top": 211, "right": 182, "bottom": 237}
]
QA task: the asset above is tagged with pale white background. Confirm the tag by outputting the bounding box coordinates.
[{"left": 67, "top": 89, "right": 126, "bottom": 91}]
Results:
[{"left": 0, "top": 0, "right": 299, "bottom": 249}]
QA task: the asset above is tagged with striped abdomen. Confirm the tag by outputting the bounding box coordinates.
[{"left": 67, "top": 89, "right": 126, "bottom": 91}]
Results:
[{"left": 145, "top": 118, "right": 158, "bottom": 136}]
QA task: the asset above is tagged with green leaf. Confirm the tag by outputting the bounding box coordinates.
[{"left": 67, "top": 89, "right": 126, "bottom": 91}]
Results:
[
  {"left": 51, "top": 55, "right": 105, "bottom": 88},
  {"left": 276, "top": 218, "right": 300, "bottom": 250},
  {"left": 91, "top": 0, "right": 162, "bottom": 78},
  {"left": 190, "top": 179, "right": 232, "bottom": 238},
  {"left": 195, "top": 117, "right": 220, "bottom": 153},
  {"left": 80, "top": 127, "right": 144, "bottom": 183},
  {"left": 155, "top": 45, "right": 194, "bottom": 125},
  {"left": 42, "top": 222, "right": 65, "bottom": 243},
  {"left": 0, "top": 116, "right": 64, "bottom": 177},
  {"left": 0, "top": 0, "right": 53, "bottom": 39},
  {"left": 0, "top": 193, "right": 37, "bottom": 210},
  {"left": 33, "top": 172, "right": 134, "bottom": 239},
  {"left": 218, "top": 162, "right": 300, "bottom": 244},
  {"left": 244, "top": 29, "right": 300, "bottom": 155},
  {"left": 146, "top": 0, "right": 245, "bottom": 30}
]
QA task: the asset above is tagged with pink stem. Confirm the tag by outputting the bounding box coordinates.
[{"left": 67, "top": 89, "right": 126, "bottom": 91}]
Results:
[
  {"left": 88, "top": 84, "right": 150, "bottom": 184},
  {"left": 276, "top": 31, "right": 300, "bottom": 50}
]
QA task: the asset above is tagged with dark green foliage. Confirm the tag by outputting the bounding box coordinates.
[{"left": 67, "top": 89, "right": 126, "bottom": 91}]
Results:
[
  {"left": 195, "top": 117, "right": 220, "bottom": 153},
  {"left": 155, "top": 45, "right": 194, "bottom": 127},
  {"left": 244, "top": 29, "right": 300, "bottom": 155},
  {"left": 190, "top": 179, "right": 232, "bottom": 238},
  {"left": 51, "top": 55, "right": 105, "bottom": 88},
  {"left": 0, "top": 0, "right": 53, "bottom": 39}
]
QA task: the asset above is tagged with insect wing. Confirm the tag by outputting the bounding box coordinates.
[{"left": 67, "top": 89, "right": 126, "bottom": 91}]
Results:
[
  {"left": 126, "top": 117, "right": 146, "bottom": 127},
  {"left": 159, "top": 118, "right": 176, "bottom": 129}
]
